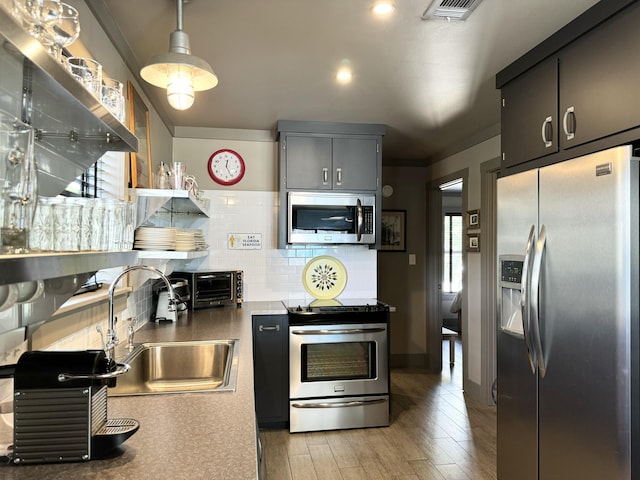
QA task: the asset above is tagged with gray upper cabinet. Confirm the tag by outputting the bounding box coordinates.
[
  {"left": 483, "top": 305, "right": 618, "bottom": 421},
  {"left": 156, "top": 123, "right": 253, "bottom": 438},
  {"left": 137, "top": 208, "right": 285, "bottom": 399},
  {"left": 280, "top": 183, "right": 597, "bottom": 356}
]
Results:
[
  {"left": 281, "top": 133, "right": 381, "bottom": 191},
  {"left": 498, "top": 0, "right": 640, "bottom": 173},
  {"left": 332, "top": 137, "right": 380, "bottom": 191},
  {"left": 283, "top": 135, "right": 332, "bottom": 190},
  {"left": 501, "top": 58, "right": 558, "bottom": 169},
  {"left": 277, "top": 121, "right": 384, "bottom": 193},
  {"left": 558, "top": 4, "right": 640, "bottom": 150}
]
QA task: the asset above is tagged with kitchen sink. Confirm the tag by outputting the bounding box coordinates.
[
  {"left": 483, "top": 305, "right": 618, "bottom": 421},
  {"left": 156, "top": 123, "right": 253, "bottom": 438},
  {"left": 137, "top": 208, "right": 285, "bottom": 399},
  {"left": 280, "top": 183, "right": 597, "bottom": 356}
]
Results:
[{"left": 108, "top": 340, "right": 239, "bottom": 396}]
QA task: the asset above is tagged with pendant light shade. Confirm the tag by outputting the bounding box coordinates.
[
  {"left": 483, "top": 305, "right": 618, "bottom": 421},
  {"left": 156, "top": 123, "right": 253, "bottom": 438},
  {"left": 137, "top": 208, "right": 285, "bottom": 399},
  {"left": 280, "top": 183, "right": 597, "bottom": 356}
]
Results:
[{"left": 140, "top": 0, "right": 218, "bottom": 110}]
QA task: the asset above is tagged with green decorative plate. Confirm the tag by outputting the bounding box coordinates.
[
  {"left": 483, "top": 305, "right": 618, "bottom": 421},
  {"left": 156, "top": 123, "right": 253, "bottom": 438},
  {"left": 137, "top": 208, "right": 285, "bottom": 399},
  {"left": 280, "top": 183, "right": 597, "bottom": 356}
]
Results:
[{"left": 302, "top": 256, "right": 347, "bottom": 300}]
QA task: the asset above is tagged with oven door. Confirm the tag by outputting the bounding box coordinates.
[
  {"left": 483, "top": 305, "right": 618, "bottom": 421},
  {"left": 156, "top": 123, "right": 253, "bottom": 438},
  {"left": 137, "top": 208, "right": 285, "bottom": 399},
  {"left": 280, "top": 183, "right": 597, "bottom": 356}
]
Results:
[{"left": 289, "top": 323, "right": 388, "bottom": 399}]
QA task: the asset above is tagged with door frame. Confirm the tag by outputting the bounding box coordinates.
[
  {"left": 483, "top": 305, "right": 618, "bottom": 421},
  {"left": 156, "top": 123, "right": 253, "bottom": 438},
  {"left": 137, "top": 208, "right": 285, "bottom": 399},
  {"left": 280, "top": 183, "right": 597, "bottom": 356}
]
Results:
[
  {"left": 480, "top": 157, "right": 501, "bottom": 404},
  {"left": 426, "top": 169, "right": 468, "bottom": 374}
]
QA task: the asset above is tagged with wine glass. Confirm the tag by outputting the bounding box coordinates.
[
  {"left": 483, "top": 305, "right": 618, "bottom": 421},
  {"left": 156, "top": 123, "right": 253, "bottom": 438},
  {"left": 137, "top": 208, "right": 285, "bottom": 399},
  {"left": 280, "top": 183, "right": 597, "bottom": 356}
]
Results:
[
  {"left": 11, "top": 0, "right": 62, "bottom": 42},
  {"left": 44, "top": 2, "right": 80, "bottom": 61}
]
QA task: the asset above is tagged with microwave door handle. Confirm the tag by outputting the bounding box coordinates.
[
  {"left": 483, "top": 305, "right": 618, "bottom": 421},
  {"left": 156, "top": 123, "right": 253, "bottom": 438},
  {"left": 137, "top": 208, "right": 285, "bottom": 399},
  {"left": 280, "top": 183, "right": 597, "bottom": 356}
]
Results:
[{"left": 356, "top": 199, "right": 363, "bottom": 241}]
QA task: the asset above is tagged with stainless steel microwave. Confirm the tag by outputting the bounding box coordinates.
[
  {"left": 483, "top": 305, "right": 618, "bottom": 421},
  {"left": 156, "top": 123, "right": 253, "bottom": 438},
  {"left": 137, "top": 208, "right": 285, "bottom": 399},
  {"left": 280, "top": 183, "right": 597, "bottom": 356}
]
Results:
[
  {"left": 287, "top": 192, "right": 375, "bottom": 245},
  {"left": 172, "top": 270, "right": 243, "bottom": 308}
]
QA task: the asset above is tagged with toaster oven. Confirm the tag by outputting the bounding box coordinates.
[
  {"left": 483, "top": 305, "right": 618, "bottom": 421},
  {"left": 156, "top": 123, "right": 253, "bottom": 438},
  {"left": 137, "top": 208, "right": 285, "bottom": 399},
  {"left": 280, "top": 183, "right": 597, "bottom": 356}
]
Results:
[{"left": 172, "top": 270, "right": 243, "bottom": 308}]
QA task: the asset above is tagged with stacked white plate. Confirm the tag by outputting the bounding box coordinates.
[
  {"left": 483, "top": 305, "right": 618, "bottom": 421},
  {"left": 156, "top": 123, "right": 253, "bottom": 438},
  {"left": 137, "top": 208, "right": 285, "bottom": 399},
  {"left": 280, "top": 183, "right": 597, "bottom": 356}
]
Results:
[
  {"left": 134, "top": 227, "right": 177, "bottom": 251},
  {"left": 175, "top": 228, "right": 209, "bottom": 251},
  {"left": 194, "top": 230, "right": 208, "bottom": 250}
]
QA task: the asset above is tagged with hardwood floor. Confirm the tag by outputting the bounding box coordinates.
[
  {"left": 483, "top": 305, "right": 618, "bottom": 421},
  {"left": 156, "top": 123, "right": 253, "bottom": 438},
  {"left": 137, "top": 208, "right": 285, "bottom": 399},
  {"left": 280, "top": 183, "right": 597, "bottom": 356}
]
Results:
[{"left": 261, "top": 340, "right": 497, "bottom": 479}]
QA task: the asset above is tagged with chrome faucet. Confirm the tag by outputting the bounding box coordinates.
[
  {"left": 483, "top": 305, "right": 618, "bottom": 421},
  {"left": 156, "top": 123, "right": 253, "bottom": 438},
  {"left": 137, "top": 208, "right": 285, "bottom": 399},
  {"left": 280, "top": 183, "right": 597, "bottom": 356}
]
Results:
[{"left": 102, "top": 265, "right": 176, "bottom": 361}]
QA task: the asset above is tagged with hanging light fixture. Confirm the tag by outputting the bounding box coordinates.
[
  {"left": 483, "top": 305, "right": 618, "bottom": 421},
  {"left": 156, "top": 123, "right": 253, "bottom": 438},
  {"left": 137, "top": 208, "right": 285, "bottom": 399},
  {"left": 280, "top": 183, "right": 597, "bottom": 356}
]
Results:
[{"left": 140, "top": 0, "right": 218, "bottom": 110}]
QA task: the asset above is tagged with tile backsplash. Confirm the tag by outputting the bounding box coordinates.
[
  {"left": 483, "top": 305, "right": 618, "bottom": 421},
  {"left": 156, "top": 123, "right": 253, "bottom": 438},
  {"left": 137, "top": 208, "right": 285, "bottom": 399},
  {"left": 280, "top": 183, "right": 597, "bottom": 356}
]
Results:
[{"left": 175, "top": 190, "right": 377, "bottom": 302}]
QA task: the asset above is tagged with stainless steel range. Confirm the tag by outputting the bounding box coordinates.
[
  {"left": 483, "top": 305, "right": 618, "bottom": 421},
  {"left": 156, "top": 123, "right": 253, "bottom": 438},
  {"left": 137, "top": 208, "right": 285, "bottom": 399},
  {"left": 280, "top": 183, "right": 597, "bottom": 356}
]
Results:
[{"left": 284, "top": 299, "right": 390, "bottom": 433}]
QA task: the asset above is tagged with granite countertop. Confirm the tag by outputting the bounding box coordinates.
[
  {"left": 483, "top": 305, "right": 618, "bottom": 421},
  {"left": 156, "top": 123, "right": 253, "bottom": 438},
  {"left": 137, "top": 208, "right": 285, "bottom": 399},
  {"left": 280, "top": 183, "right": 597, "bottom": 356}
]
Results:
[{"left": 0, "top": 301, "right": 286, "bottom": 480}]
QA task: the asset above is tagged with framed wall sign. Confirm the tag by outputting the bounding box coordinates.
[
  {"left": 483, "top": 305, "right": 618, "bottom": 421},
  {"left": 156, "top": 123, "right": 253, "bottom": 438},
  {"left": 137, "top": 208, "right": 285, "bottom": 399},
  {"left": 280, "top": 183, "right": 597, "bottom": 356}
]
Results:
[
  {"left": 381, "top": 210, "right": 406, "bottom": 252},
  {"left": 466, "top": 209, "right": 480, "bottom": 229},
  {"left": 128, "top": 82, "right": 153, "bottom": 188},
  {"left": 467, "top": 233, "right": 480, "bottom": 252}
]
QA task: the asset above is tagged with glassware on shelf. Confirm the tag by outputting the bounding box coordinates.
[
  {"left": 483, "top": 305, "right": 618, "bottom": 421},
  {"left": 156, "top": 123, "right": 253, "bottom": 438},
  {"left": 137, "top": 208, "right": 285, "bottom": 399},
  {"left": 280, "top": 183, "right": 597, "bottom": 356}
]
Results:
[
  {"left": 43, "top": 2, "right": 80, "bottom": 61},
  {"left": 0, "top": 110, "right": 37, "bottom": 254},
  {"left": 102, "top": 76, "right": 125, "bottom": 122},
  {"left": 11, "top": 0, "right": 62, "bottom": 42},
  {"left": 29, "top": 196, "right": 56, "bottom": 251},
  {"left": 65, "top": 56, "right": 102, "bottom": 97}
]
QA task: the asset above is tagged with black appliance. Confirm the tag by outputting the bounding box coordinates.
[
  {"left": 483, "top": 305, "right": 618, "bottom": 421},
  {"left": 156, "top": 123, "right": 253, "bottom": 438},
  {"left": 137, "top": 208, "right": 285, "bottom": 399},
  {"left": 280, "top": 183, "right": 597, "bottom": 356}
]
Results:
[
  {"left": 7, "top": 350, "right": 137, "bottom": 464},
  {"left": 172, "top": 270, "right": 243, "bottom": 309}
]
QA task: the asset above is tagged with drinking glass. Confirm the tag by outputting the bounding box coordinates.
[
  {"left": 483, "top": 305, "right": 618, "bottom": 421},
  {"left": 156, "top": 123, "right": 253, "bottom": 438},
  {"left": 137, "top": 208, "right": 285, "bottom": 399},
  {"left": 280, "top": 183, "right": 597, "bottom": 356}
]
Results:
[
  {"left": 29, "top": 196, "right": 56, "bottom": 251},
  {"left": 66, "top": 57, "right": 102, "bottom": 97},
  {"left": 102, "top": 77, "right": 125, "bottom": 122},
  {"left": 52, "top": 198, "right": 80, "bottom": 251},
  {"left": 171, "top": 162, "right": 186, "bottom": 189},
  {"left": 0, "top": 110, "right": 37, "bottom": 254},
  {"left": 89, "top": 198, "right": 105, "bottom": 250},
  {"left": 44, "top": 2, "right": 80, "bottom": 62}
]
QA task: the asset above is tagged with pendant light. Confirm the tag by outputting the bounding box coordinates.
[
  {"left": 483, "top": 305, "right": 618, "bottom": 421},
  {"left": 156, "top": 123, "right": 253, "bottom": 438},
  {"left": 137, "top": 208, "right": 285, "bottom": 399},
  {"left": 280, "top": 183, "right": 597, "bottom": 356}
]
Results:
[{"left": 140, "top": 0, "right": 218, "bottom": 110}]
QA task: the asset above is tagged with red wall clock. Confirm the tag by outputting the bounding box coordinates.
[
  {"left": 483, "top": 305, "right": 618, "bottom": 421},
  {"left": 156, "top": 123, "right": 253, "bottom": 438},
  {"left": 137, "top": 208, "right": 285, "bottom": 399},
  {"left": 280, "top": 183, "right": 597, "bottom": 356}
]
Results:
[{"left": 207, "top": 149, "right": 246, "bottom": 185}]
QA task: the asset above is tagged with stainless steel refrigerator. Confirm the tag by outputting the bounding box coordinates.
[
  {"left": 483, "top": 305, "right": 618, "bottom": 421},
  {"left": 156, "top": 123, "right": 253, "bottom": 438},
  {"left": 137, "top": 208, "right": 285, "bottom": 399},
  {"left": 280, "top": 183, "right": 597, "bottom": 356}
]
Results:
[{"left": 496, "top": 145, "right": 639, "bottom": 480}]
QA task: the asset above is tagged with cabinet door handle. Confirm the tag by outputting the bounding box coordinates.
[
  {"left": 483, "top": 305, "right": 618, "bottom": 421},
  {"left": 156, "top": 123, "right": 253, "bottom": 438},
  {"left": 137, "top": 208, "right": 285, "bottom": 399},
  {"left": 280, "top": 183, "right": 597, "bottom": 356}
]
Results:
[
  {"left": 322, "top": 168, "right": 329, "bottom": 185},
  {"left": 259, "top": 324, "right": 280, "bottom": 332},
  {"left": 541, "top": 116, "right": 553, "bottom": 148},
  {"left": 562, "top": 106, "right": 575, "bottom": 141},
  {"left": 336, "top": 168, "right": 342, "bottom": 186}
]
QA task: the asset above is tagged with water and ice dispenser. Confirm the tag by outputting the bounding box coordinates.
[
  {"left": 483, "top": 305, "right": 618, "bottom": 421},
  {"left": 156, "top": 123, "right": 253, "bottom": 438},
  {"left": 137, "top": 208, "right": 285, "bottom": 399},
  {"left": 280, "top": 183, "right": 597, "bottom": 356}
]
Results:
[{"left": 499, "top": 256, "right": 525, "bottom": 336}]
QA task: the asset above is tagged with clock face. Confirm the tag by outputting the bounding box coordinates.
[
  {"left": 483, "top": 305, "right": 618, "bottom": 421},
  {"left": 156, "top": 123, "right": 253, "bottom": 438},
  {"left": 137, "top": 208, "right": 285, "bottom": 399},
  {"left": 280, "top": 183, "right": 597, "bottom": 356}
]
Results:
[{"left": 207, "top": 149, "right": 246, "bottom": 186}]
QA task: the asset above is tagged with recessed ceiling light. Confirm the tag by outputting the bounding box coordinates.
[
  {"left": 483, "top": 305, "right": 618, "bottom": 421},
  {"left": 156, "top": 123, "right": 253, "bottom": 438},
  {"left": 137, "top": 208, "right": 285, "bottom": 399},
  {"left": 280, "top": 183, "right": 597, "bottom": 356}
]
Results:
[
  {"left": 336, "top": 69, "right": 353, "bottom": 84},
  {"left": 371, "top": 2, "right": 395, "bottom": 15}
]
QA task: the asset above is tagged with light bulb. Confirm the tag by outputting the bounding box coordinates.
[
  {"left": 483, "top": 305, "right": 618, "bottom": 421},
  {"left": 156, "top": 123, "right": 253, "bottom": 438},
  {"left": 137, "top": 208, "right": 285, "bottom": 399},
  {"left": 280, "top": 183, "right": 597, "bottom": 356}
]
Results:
[{"left": 167, "top": 65, "right": 195, "bottom": 110}]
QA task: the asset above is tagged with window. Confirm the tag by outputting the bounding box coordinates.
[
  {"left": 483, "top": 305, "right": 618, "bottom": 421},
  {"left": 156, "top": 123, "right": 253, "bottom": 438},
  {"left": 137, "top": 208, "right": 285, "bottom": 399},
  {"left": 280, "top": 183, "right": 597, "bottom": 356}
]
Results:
[
  {"left": 62, "top": 152, "right": 124, "bottom": 200},
  {"left": 443, "top": 213, "right": 462, "bottom": 293}
]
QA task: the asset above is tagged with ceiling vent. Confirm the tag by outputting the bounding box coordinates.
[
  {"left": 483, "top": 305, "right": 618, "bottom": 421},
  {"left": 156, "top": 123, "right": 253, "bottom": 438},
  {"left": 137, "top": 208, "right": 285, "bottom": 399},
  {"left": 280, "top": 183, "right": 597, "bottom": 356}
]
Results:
[{"left": 421, "top": 0, "right": 483, "bottom": 21}]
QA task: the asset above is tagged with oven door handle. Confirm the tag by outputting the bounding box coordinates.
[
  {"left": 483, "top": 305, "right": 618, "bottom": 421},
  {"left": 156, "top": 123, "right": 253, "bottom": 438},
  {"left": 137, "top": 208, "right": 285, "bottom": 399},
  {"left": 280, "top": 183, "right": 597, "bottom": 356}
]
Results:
[
  {"left": 291, "top": 327, "right": 386, "bottom": 335},
  {"left": 291, "top": 398, "right": 387, "bottom": 409}
]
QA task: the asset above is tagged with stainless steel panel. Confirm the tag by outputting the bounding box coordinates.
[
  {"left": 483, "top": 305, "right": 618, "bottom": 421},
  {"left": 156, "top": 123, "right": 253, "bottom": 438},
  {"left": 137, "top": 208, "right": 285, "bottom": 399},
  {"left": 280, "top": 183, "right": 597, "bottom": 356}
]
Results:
[
  {"left": 0, "top": 251, "right": 138, "bottom": 286},
  {"left": 496, "top": 169, "right": 538, "bottom": 480},
  {"left": 289, "top": 395, "right": 389, "bottom": 433},
  {"left": 537, "top": 146, "right": 637, "bottom": 479},
  {"left": 289, "top": 323, "right": 388, "bottom": 399}
]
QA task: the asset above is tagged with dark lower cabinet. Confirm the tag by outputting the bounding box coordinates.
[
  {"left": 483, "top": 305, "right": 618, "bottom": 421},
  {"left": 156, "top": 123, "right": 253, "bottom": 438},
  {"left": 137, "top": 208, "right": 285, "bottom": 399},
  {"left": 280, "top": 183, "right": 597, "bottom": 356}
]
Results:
[{"left": 252, "top": 314, "right": 289, "bottom": 427}]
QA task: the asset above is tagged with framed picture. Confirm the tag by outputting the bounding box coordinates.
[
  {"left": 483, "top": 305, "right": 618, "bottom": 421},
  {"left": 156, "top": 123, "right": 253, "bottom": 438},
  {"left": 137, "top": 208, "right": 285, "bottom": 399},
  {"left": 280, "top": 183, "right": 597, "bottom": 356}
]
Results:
[
  {"left": 381, "top": 210, "right": 406, "bottom": 252},
  {"left": 128, "top": 82, "right": 153, "bottom": 188},
  {"left": 467, "top": 209, "right": 480, "bottom": 229},
  {"left": 467, "top": 233, "right": 480, "bottom": 252}
]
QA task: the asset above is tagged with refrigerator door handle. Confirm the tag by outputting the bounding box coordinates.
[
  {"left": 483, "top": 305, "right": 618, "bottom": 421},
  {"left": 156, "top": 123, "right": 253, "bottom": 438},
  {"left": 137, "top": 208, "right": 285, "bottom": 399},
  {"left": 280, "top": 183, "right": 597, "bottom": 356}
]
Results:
[
  {"left": 520, "top": 225, "right": 537, "bottom": 374},
  {"left": 530, "top": 224, "right": 548, "bottom": 378}
]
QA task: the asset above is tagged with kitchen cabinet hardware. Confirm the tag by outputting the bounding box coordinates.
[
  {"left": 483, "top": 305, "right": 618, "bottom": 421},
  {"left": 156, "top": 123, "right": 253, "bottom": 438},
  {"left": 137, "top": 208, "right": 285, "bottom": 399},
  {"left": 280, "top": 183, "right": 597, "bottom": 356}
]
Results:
[{"left": 258, "top": 324, "right": 280, "bottom": 332}]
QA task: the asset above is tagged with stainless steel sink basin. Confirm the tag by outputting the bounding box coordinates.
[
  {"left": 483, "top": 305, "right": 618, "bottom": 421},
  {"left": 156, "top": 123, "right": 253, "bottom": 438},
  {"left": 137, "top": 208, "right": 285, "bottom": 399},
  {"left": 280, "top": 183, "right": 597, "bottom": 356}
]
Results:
[{"left": 109, "top": 339, "right": 239, "bottom": 396}]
